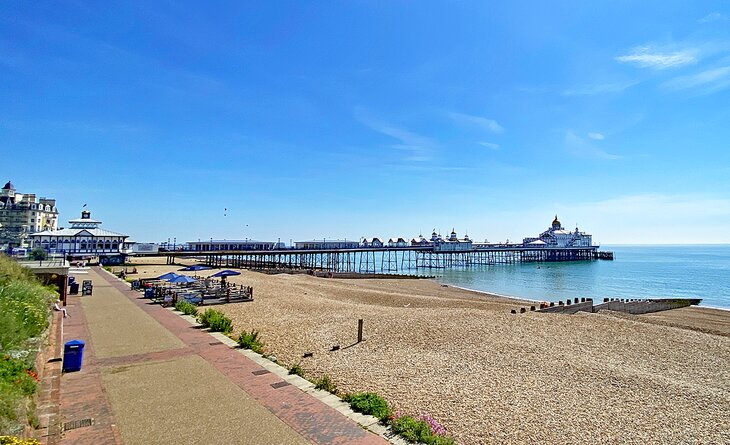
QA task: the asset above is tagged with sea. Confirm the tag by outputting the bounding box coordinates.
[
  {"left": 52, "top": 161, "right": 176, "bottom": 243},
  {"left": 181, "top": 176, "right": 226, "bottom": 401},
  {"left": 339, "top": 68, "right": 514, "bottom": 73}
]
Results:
[{"left": 422, "top": 245, "right": 730, "bottom": 310}]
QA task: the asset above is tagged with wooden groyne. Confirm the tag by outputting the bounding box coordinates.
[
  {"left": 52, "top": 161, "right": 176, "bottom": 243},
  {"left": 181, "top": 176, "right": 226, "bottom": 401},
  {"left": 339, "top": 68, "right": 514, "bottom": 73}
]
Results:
[{"left": 509, "top": 297, "right": 701, "bottom": 315}]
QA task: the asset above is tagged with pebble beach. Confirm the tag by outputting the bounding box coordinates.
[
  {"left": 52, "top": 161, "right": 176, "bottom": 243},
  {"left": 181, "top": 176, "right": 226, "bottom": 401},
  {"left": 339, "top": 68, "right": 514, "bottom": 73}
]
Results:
[{"left": 130, "top": 259, "right": 730, "bottom": 444}]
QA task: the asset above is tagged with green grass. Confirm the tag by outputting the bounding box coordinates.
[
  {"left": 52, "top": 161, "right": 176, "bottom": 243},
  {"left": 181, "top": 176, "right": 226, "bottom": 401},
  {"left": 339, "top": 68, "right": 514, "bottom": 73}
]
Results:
[
  {"left": 288, "top": 362, "right": 304, "bottom": 377},
  {"left": 0, "top": 254, "right": 54, "bottom": 435},
  {"left": 313, "top": 374, "right": 337, "bottom": 394},
  {"left": 237, "top": 330, "right": 264, "bottom": 354},
  {"left": 342, "top": 392, "right": 392, "bottom": 422}
]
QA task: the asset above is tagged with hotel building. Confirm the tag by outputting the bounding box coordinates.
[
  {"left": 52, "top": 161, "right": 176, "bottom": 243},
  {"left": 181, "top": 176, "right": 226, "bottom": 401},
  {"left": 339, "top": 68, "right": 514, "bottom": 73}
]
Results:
[{"left": 0, "top": 181, "right": 58, "bottom": 249}]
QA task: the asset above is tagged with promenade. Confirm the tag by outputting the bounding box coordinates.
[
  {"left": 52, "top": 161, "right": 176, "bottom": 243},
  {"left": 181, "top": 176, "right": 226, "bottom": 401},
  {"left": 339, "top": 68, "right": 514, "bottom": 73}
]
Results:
[{"left": 49, "top": 267, "right": 388, "bottom": 445}]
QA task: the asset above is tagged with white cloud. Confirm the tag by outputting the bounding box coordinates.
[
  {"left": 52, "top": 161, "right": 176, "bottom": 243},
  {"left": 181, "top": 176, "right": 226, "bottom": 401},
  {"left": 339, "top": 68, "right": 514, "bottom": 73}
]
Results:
[
  {"left": 615, "top": 46, "right": 697, "bottom": 69},
  {"left": 478, "top": 141, "right": 500, "bottom": 150},
  {"left": 449, "top": 112, "right": 504, "bottom": 133},
  {"left": 663, "top": 66, "right": 730, "bottom": 93},
  {"left": 587, "top": 132, "right": 604, "bottom": 140},
  {"left": 355, "top": 109, "right": 435, "bottom": 162},
  {"left": 698, "top": 12, "right": 728, "bottom": 24},
  {"left": 565, "top": 131, "right": 620, "bottom": 160},
  {"left": 562, "top": 81, "right": 638, "bottom": 96},
  {"left": 561, "top": 193, "right": 730, "bottom": 244}
]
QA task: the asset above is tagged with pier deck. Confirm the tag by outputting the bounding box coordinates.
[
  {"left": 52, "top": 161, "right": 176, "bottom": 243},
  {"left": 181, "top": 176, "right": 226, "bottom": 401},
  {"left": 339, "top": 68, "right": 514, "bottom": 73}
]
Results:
[{"left": 155, "top": 245, "right": 612, "bottom": 274}]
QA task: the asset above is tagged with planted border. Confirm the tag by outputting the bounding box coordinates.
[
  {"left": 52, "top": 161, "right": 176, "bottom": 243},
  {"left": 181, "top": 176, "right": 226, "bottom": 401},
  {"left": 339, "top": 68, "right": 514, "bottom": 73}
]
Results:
[
  {"left": 197, "top": 309, "right": 232, "bottom": 334},
  {"left": 174, "top": 301, "right": 198, "bottom": 317}
]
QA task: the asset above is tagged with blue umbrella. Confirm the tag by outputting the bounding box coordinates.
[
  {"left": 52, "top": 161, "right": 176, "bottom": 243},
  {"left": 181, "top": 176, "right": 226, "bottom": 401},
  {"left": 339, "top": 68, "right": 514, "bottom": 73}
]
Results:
[
  {"left": 181, "top": 265, "right": 211, "bottom": 271},
  {"left": 211, "top": 269, "right": 241, "bottom": 277},
  {"left": 168, "top": 275, "right": 197, "bottom": 284},
  {"left": 157, "top": 272, "right": 180, "bottom": 280}
]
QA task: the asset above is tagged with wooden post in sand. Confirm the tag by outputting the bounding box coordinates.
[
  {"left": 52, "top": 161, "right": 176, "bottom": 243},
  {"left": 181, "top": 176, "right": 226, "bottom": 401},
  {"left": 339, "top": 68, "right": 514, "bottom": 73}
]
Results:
[{"left": 357, "top": 319, "right": 364, "bottom": 343}]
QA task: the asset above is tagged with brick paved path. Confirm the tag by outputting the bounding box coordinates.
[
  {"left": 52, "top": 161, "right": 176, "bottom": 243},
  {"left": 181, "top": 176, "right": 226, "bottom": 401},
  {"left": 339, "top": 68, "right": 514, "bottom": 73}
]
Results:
[{"left": 50, "top": 267, "right": 388, "bottom": 445}]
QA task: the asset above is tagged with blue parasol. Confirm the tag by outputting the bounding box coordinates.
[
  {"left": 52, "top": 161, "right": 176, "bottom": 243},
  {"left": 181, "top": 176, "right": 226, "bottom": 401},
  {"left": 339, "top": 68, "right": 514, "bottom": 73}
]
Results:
[
  {"left": 181, "top": 265, "right": 211, "bottom": 271},
  {"left": 157, "top": 272, "right": 180, "bottom": 280},
  {"left": 211, "top": 269, "right": 241, "bottom": 277},
  {"left": 168, "top": 275, "right": 197, "bottom": 284}
]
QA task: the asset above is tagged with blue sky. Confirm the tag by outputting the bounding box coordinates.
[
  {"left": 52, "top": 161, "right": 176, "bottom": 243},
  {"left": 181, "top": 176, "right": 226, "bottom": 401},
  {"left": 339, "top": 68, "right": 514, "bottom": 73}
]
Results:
[{"left": 2, "top": 1, "right": 729, "bottom": 244}]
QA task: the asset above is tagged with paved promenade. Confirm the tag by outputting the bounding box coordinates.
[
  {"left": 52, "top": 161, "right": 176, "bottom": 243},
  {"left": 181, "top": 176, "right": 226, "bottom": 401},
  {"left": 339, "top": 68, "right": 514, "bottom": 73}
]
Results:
[{"left": 52, "top": 267, "right": 388, "bottom": 445}]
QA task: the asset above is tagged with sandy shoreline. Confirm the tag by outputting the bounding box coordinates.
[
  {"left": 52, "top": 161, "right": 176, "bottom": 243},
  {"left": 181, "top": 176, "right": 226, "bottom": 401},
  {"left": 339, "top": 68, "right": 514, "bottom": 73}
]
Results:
[{"left": 123, "top": 258, "right": 730, "bottom": 444}]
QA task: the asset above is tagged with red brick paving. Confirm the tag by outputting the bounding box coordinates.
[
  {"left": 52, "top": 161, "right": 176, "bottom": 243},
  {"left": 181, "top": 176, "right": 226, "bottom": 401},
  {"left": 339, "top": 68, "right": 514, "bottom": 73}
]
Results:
[
  {"left": 45, "top": 268, "right": 388, "bottom": 445},
  {"left": 34, "top": 312, "right": 63, "bottom": 444},
  {"left": 52, "top": 289, "right": 123, "bottom": 445}
]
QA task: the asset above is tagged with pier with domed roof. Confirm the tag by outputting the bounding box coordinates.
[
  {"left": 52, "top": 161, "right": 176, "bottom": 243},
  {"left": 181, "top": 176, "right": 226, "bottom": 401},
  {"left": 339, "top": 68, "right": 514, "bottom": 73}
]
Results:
[{"left": 158, "top": 216, "right": 613, "bottom": 274}]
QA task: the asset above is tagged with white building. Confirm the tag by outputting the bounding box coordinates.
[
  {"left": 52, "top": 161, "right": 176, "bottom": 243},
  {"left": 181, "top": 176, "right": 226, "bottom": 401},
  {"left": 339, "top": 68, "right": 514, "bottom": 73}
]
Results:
[
  {"left": 523, "top": 215, "right": 593, "bottom": 248},
  {"left": 29, "top": 210, "right": 130, "bottom": 264},
  {"left": 0, "top": 181, "right": 58, "bottom": 249},
  {"left": 387, "top": 237, "right": 408, "bottom": 248},
  {"left": 432, "top": 229, "right": 473, "bottom": 252},
  {"left": 188, "top": 239, "right": 284, "bottom": 251},
  {"left": 295, "top": 239, "right": 360, "bottom": 250}
]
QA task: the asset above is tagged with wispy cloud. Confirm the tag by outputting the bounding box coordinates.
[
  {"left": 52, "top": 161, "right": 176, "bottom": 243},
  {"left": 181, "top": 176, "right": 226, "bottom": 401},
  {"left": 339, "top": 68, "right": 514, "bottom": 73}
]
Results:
[
  {"left": 615, "top": 45, "right": 697, "bottom": 69},
  {"left": 556, "top": 193, "right": 730, "bottom": 243},
  {"left": 562, "top": 81, "right": 638, "bottom": 96},
  {"left": 449, "top": 112, "right": 504, "bottom": 133},
  {"left": 355, "top": 109, "right": 435, "bottom": 163},
  {"left": 698, "top": 12, "right": 728, "bottom": 24},
  {"left": 663, "top": 66, "right": 730, "bottom": 93},
  {"left": 478, "top": 141, "right": 500, "bottom": 150},
  {"left": 587, "top": 132, "right": 604, "bottom": 140},
  {"left": 565, "top": 131, "right": 620, "bottom": 160}
]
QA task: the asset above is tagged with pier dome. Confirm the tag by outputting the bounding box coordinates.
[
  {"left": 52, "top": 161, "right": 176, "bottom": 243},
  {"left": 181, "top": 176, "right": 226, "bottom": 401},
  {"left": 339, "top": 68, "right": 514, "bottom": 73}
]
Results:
[
  {"left": 2, "top": 181, "right": 14, "bottom": 190},
  {"left": 552, "top": 215, "right": 562, "bottom": 230}
]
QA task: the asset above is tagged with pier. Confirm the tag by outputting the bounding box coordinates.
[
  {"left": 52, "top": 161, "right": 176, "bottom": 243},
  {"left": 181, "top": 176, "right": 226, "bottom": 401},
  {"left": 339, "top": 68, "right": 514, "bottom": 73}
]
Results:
[{"left": 159, "top": 245, "right": 613, "bottom": 274}]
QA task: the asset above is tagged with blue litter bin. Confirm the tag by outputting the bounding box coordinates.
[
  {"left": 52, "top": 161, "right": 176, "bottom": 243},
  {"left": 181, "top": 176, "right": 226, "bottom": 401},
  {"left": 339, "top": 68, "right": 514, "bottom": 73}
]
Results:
[
  {"left": 144, "top": 288, "right": 155, "bottom": 298},
  {"left": 63, "top": 340, "right": 85, "bottom": 372}
]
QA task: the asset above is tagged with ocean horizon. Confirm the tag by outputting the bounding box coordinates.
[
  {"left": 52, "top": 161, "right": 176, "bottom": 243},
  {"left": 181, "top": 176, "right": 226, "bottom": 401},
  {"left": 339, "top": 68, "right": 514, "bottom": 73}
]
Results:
[{"left": 423, "top": 244, "right": 730, "bottom": 310}]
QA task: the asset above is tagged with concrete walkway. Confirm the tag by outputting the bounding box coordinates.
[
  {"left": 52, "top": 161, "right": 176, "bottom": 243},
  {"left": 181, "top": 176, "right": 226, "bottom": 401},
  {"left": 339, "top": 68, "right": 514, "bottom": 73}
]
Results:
[{"left": 54, "top": 267, "right": 389, "bottom": 445}]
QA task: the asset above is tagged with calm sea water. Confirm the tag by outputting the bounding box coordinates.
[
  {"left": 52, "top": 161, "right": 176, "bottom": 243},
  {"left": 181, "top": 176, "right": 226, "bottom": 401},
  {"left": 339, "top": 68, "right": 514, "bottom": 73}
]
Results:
[{"left": 423, "top": 245, "right": 730, "bottom": 309}]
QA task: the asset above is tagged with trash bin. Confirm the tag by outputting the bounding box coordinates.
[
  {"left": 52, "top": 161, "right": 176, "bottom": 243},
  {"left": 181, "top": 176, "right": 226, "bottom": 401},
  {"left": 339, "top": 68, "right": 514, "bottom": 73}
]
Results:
[
  {"left": 144, "top": 288, "right": 155, "bottom": 298},
  {"left": 69, "top": 282, "right": 79, "bottom": 295},
  {"left": 63, "top": 340, "right": 85, "bottom": 372}
]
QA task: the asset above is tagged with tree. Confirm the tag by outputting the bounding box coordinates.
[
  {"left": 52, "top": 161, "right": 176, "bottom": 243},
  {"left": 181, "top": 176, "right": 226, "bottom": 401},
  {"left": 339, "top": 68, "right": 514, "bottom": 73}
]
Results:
[{"left": 29, "top": 247, "right": 48, "bottom": 261}]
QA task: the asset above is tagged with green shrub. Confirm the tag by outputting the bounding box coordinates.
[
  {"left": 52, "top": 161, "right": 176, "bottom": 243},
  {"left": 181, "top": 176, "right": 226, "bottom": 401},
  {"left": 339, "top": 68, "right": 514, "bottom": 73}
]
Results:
[
  {"left": 0, "top": 357, "right": 38, "bottom": 397},
  {"left": 0, "top": 256, "right": 36, "bottom": 287},
  {"left": 0, "top": 256, "right": 52, "bottom": 435},
  {"left": 174, "top": 301, "right": 198, "bottom": 317},
  {"left": 28, "top": 248, "right": 47, "bottom": 261},
  {"left": 197, "top": 309, "right": 232, "bottom": 333},
  {"left": 0, "top": 257, "right": 54, "bottom": 352},
  {"left": 238, "top": 330, "right": 264, "bottom": 354},
  {"left": 391, "top": 415, "right": 455, "bottom": 445},
  {"left": 343, "top": 392, "right": 392, "bottom": 422},
  {"left": 288, "top": 363, "right": 304, "bottom": 377},
  {"left": 313, "top": 374, "right": 337, "bottom": 394}
]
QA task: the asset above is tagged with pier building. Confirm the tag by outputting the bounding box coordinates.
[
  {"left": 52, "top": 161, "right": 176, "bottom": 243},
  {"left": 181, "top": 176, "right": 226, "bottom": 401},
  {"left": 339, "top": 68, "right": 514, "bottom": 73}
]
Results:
[
  {"left": 523, "top": 216, "right": 593, "bottom": 248},
  {"left": 0, "top": 181, "right": 58, "bottom": 249},
  {"left": 362, "top": 238, "right": 384, "bottom": 248},
  {"left": 188, "top": 239, "right": 284, "bottom": 252},
  {"left": 295, "top": 239, "right": 360, "bottom": 250},
  {"left": 29, "top": 210, "right": 129, "bottom": 264},
  {"left": 388, "top": 238, "right": 408, "bottom": 247},
  {"left": 408, "top": 229, "right": 472, "bottom": 251}
]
